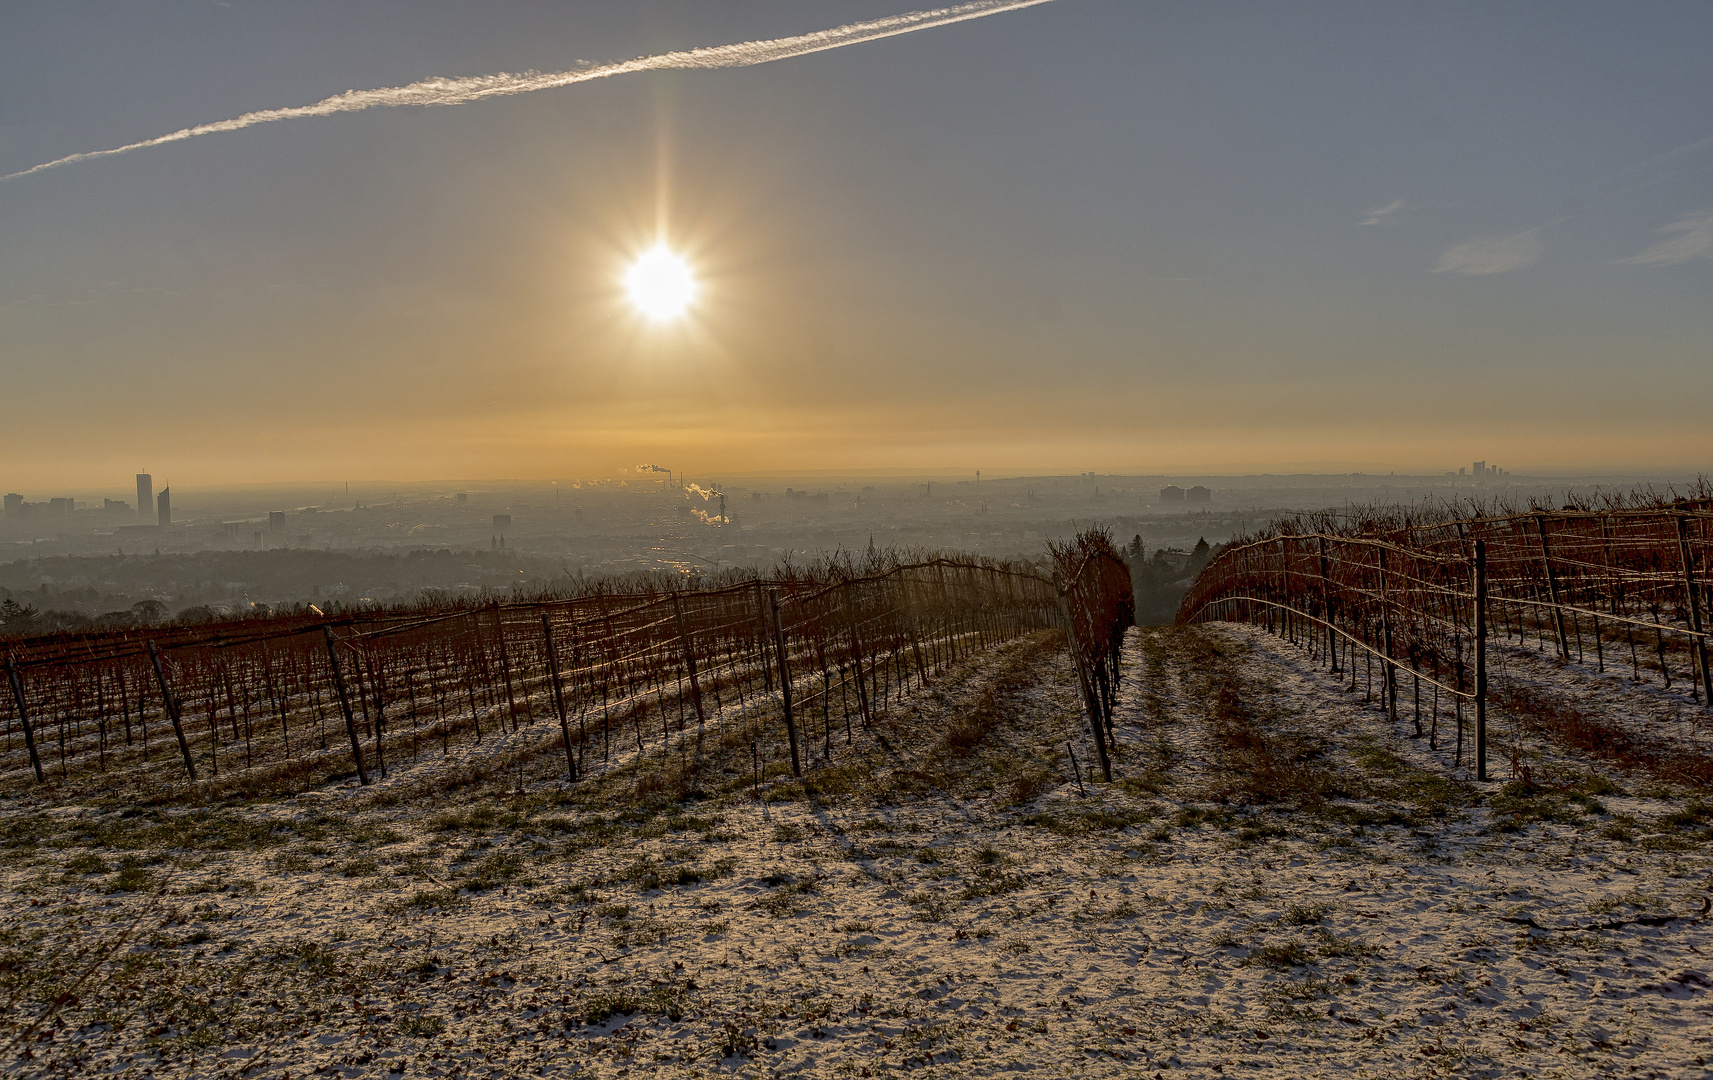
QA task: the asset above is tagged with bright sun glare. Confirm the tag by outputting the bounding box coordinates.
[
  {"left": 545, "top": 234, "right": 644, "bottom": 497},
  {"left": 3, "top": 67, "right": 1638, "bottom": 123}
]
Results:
[{"left": 624, "top": 244, "right": 696, "bottom": 322}]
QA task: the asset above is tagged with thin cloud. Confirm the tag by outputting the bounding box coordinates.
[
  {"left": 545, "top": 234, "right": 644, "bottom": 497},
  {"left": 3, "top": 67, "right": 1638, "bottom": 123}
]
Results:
[
  {"left": 1361, "top": 199, "right": 1404, "bottom": 225},
  {"left": 1616, "top": 210, "right": 1713, "bottom": 266},
  {"left": 1432, "top": 231, "right": 1541, "bottom": 275},
  {"left": 1604, "top": 134, "right": 1713, "bottom": 193},
  {"left": 3, "top": 0, "right": 1054, "bottom": 183}
]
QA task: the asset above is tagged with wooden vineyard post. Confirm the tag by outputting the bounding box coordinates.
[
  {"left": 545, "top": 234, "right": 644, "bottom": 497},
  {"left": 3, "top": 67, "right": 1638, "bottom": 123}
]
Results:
[
  {"left": 1318, "top": 535, "right": 1338, "bottom": 674},
  {"left": 4, "top": 654, "right": 44, "bottom": 783},
  {"left": 752, "top": 583, "right": 775, "bottom": 695},
  {"left": 118, "top": 662, "right": 135, "bottom": 747},
  {"left": 147, "top": 641, "right": 199, "bottom": 781},
  {"left": 322, "top": 626, "right": 371, "bottom": 786},
  {"left": 1599, "top": 517, "right": 1622, "bottom": 675},
  {"left": 907, "top": 612, "right": 929, "bottom": 685},
  {"left": 541, "top": 613, "right": 577, "bottom": 780},
  {"left": 491, "top": 604, "right": 520, "bottom": 731},
  {"left": 1675, "top": 515, "right": 1713, "bottom": 708},
  {"left": 358, "top": 650, "right": 385, "bottom": 779},
  {"left": 842, "top": 583, "right": 873, "bottom": 729},
  {"left": 671, "top": 594, "right": 707, "bottom": 727},
  {"left": 1453, "top": 655, "right": 1465, "bottom": 767},
  {"left": 1534, "top": 515, "right": 1573, "bottom": 660},
  {"left": 1377, "top": 546, "right": 1398, "bottom": 724},
  {"left": 1474, "top": 539, "right": 1489, "bottom": 782},
  {"left": 769, "top": 590, "right": 802, "bottom": 778}
]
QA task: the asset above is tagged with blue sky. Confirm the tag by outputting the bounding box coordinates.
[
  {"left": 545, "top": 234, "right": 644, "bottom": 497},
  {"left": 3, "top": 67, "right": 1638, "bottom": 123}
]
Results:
[{"left": 3, "top": 1, "right": 1710, "bottom": 488}]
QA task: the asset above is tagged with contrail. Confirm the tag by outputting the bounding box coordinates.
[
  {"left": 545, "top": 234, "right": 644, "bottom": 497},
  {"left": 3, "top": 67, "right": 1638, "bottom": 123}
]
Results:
[{"left": 3, "top": 0, "right": 1056, "bottom": 183}]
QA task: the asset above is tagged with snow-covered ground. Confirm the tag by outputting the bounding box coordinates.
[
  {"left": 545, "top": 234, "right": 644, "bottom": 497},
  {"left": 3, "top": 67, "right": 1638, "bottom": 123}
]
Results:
[{"left": 1, "top": 623, "right": 1708, "bottom": 1078}]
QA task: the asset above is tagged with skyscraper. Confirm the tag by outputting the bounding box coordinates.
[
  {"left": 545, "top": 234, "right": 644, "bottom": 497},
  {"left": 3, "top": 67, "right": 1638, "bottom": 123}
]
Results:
[
  {"left": 136, "top": 474, "right": 153, "bottom": 521},
  {"left": 157, "top": 487, "right": 171, "bottom": 528}
]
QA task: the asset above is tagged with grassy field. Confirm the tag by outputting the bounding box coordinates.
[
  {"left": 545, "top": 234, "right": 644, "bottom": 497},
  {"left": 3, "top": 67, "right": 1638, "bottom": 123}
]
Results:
[{"left": 1, "top": 624, "right": 1709, "bottom": 1078}]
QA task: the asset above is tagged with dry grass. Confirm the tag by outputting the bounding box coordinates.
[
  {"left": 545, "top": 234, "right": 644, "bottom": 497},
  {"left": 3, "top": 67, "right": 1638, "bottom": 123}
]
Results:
[
  {"left": 1179, "top": 630, "right": 1342, "bottom": 806},
  {"left": 1494, "top": 683, "right": 1713, "bottom": 789},
  {"left": 937, "top": 634, "right": 1061, "bottom": 760},
  {"left": 7, "top": 622, "right": 1713, "bottom": 1078},
  {"left": 1005, "top": 768, "right": 1055, "bottom": 806}
]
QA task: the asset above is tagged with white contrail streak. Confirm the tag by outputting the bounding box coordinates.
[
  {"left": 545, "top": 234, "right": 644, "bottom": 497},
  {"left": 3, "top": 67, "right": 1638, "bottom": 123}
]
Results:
[{"left": 3, "top": 0, "right": 1056, "bottom": 183}]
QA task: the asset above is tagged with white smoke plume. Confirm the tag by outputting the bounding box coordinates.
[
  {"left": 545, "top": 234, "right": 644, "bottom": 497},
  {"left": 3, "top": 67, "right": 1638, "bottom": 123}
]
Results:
[
  {"left": 684, "top": 483, "right": 720, "bottom": 501},
  {"left": 636, "top": 464, "right": 671, "bottom": 475},
  {"left": 3, "top": 0, "right": 1055, "bottom": 183}
]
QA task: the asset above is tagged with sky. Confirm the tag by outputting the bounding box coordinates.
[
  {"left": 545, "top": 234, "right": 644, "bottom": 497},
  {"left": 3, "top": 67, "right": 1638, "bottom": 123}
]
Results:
[{"left": 3, "top": 0, "right": 1711, "bottom": 492}]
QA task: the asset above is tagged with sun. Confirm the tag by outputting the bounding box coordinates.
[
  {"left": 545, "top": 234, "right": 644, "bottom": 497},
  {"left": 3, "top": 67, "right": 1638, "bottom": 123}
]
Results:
[{"left": 623, "top": 244, "right": 697, "bottom": 322}]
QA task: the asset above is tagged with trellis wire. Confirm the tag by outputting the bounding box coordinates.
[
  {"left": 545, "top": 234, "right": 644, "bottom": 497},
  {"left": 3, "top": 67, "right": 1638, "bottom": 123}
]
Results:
[
  {"left": 0, "top": 550, "right": 1132, "bottom": 794},
  {"left": 1179, "top": 493, "right": 1713, "bottom": 780}
]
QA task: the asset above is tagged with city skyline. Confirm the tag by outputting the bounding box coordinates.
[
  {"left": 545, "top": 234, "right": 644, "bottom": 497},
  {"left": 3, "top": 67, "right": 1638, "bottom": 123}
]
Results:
[{"left": 0, "top": 455, "right": 1668, "bottom": 512}]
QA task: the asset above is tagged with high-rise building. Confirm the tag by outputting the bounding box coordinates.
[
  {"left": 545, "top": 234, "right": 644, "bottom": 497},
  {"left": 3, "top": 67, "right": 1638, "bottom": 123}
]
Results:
[
  {"left": 136, "top": 474, "right": 153, "bottom": 520},
  {"left": 157, "top": 487, "right": 171, "bottom": 528},
  {"left": 2, "top": 493, "right": 20, "bottom": 518}
]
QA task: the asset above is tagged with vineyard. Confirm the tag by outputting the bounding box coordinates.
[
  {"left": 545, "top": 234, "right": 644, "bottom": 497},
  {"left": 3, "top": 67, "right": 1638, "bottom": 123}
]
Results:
[
  {"left": 1178, "top": 485, "right": 1713, "bottom": 779},
  {"left": 9, "top": 525, "right": 1713, "bottom": 1079},
  {"left": 0, "top": 537, "right": 1133, "bottom": 800}
]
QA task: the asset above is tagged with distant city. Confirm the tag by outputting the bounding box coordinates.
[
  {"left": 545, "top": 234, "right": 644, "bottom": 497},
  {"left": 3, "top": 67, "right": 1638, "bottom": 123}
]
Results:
[{"left": 0, "top": 464, "right": 1691, "bottom": 625}]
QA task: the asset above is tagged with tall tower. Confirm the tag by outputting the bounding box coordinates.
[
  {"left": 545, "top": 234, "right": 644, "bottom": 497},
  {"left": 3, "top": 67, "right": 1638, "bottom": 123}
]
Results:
[
  {"left": 136, "top": 473, "right": 153, "bottom": 520},
  {"left": 157, "top": 487, "right": 171, "bottom": 528}
]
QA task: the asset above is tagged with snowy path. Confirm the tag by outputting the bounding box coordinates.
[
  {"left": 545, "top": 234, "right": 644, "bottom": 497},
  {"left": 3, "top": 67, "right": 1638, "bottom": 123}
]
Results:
[{"left": 1, "top": 624, "right": 1708, "bottom": 1078}]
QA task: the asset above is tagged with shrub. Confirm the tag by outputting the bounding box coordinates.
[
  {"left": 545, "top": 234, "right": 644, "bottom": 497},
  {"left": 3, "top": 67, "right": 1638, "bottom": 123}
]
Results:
[
  {"left": 400, "top": 1013, "right": 447, "bottom": 1038},
  {"left": 1006, "top": 769, "right": 1054, "bottom": 806},
  {"left": 1249, "top": 941, "right": 1314, "bottom": 968},
  {"left": 1282, "top": 902, "right": 1332, "bottom": 926},
  {"left": 107, "top": 859, "right": 154, "bottom": 894},
  {"left": 382, "top": 888, "right": 463, "bottom": 914},
  {"left": 64, "top": 851, "right": 109, "bottom": 876}
]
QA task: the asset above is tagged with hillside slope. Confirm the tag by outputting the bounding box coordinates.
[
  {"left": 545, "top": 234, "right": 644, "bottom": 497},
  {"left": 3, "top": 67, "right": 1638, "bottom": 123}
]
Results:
[{"left": 0, "top": 625, "right": 1707, "bottom": 1078}]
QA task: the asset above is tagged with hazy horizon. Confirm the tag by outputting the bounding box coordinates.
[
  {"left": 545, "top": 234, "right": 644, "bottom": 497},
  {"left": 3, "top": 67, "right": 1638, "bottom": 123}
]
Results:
[{"left": 10, "top": 466, "right": 1711, "bottom": 508}]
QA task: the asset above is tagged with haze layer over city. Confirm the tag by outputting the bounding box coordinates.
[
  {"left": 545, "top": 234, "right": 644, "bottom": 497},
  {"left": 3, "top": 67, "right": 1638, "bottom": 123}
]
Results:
[{"left": 0, "top": 465, "right": 1698, "bottom": 624}]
